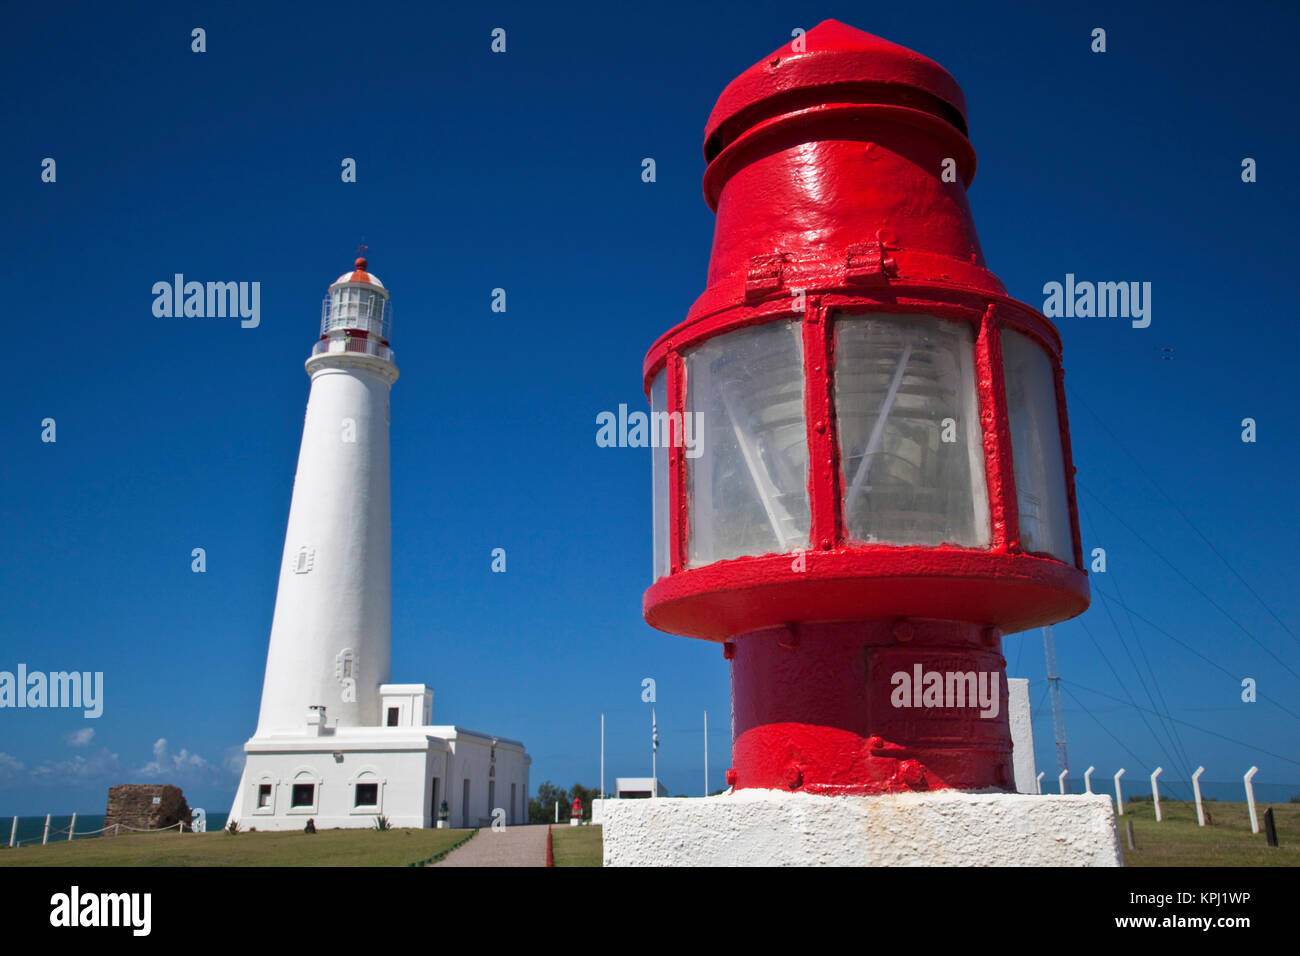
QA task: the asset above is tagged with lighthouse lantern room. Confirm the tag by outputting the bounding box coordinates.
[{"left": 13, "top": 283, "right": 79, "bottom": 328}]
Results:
[{"left": 319, "top": 257, "right": 393, "bottom": 345}]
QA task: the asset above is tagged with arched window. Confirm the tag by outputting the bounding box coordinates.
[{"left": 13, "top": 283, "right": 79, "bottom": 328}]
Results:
[
  {"left": 287, "top": 767, "right": 322, "bottom": 814},
  {"left": 348, "top": 767, "right": 385, "bottom": 814},
  {"left": 252, "top": 772, "right": 278, "bottom": 815}
]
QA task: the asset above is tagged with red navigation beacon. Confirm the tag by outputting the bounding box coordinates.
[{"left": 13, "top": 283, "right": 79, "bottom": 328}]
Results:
[{"left": 641, "top": 21, "right": 1088, "bottom": 795}]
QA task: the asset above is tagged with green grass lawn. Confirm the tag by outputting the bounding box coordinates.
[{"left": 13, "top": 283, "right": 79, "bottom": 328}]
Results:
[
  {"left": 0, "top": 826, "right": 474, "bottom": 867},
  {"left": 2, "top": 801, "right": 1289, "bottom": 867},
  {"left": 1120, "top": 799, "right": 1298, "bottom": 866},
  {"left": 551, "top": 824, "right": 602, "bottom": 866}
]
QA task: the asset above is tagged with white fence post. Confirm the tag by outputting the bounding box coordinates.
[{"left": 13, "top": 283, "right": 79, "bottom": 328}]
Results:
[
  {"left": 1035, "top": 771, "right": 1045, "bottom": 794},
  {"left": 1151, "top": 767, "right": 1163, "bottom": 822},
  {"left": 1114, "top": 769, "right": 1126, "bottom": 815},
  {"left": 1084, "top": 766, "right": 1095, "bottom": 794},
  {"left": 68, "top": 812, "right": 77, "bottom": 841},
  {"left": 1192, "top": 767, "right": 1206, "bottom": 826},
  {"left": 1244, "top": 766, "right": 1260, "bottom": 834},
  {"left": 8, "top": 816, "right": 16, "bottom": 848},
  {"left": 1058, "top": 769, "right": 1069, "bottom": 794},
  {"left": 42, "top": 813, "right": 50, "bottom": 845}
]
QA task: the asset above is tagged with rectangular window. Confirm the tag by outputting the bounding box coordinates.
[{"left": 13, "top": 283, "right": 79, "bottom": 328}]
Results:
[
  {"left": 650, "top": 369, "right": 670, "bottom": 580},
  {"left": 354, "top": 783, "right": 379, "bottom": 807},
  {"left": 834, "top": 315, "right": 990, "bottom": 547},
  {"left": 291, "top": 783, "right": 314, "bottom": 808},
  {"left": 257, "top": 784, "right": 272, "bottom": 808},
  {"left": 386, "top": 707, "right": 399, "bottom": 727},
  {"left": 685, "top": 321, "right": 809, "bottom": 564},
  {"left": 1001, "top": 329, "right": 1074, "bottom": 563}
]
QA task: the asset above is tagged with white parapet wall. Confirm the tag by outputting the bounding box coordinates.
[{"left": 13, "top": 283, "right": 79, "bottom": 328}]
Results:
[
  {"left": 603, "top": 788, "right": 1122, "bottom": 866},
  {"left": 1007, "top": 677, "right": 1038, "bottom": 793}
]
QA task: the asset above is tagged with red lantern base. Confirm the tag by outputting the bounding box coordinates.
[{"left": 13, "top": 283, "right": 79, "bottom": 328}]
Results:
[{"left": 729, "top": 619, "right": 1014, "bottom": 794}]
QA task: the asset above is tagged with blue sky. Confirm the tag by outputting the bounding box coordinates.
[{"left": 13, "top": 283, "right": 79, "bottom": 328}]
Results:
[{"left": 1, "top": 0, "right": 1297, "bottom": 815}]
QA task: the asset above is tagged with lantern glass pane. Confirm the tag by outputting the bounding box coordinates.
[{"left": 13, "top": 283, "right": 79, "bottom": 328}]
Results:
[
  {"left": 650, "top": 369, "right": 670, "bottom": 581},
  {"left": 834, "top": 314, "right": 990, "bottom": 547},
  {"left": 685, "top": 321, "right": 809, "bottom": 565},
  {"left": 1001, "top": 328, "right": 1074, "bottom": 563}
]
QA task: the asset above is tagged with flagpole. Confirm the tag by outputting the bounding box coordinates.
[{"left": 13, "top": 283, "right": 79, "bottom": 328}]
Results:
[
  {"left": 704, "top": 709, "right": 708, "bottom": 797},
  {"left": 600, "top": 712, "right": 605, "bottom": 799},
  {"left": 651, "top": 706, "right": 658, "bottom": 798}
]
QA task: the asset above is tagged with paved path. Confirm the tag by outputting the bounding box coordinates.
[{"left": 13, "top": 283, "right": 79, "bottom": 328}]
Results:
[{"left": 433, "top": 824, "right": 550, "bottom": 867}]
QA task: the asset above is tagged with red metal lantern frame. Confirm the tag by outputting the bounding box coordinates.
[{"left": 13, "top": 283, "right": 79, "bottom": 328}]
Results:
[
  {"left": 639, "top": 21, "right": 1091, "bottom": 794},
  {"left": 643, "top": 288, "right": 1086, "bottom": 643}
]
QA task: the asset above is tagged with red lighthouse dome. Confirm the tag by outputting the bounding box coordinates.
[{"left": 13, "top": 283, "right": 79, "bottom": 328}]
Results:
[
  {"left": 333, "top": 256, "right": 386, "bottom": 290},
  {"left": 704, "top": 20, "right": 970, "bottom": 167}
]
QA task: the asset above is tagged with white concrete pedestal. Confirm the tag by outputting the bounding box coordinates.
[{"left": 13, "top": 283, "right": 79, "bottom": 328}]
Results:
[{"left": 602, "top": 789, "right": 1122, "bottom": 866}]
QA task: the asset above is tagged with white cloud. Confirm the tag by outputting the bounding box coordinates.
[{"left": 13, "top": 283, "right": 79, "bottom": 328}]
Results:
[
  {"left": 0, "top": 752, "right": 25, "bottom": 778},
  {"left": 137, "top": 738, "right": 212, "bottom": 778},
  {"left": 29, "top": 748, "right": 121, "bottom": 781},
  {"left": 3, "top": 737, "right": 239, "bottom": 789},
  {"left": 64, "top": 727, "right": 95, "bottom": 747}
]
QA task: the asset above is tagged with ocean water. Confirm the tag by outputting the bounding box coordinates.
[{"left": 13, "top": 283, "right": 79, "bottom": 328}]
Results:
[{"left": 2, "top": 812, "right": 230, "bottom": 848}]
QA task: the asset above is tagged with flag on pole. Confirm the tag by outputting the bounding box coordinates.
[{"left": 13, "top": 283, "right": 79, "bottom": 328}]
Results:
[{"left": 652, "top": 707, "right": 659, "bottom": 752}]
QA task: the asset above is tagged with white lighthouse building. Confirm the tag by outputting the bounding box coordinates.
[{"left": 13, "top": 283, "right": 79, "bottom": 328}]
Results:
[{"left": 228, "top": 258, "right": 529, "bottom": 831}]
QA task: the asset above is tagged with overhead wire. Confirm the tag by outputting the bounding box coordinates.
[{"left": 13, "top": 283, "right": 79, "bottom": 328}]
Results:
[
  {"left": 1077, "top": 506, "right": 1197, "bottom": 785},
  {"left": 1080, "top": 484, "right": 1300, "bottom": 683},
  {"left": 1075, "top": 612, "right": 1191, "bottom": 788},
  {"left": 1067, "top": 384, "right": 1298, "bottom": 649},
  {"left": 1063, "top": 679, "right": 1300, "bottom": 770},
  {"left": 1076, "top": 509, "right": 1196, "bottom": 785},
  {"left": 1090, "top": 590, "right": 1300, "bottom": 725}
]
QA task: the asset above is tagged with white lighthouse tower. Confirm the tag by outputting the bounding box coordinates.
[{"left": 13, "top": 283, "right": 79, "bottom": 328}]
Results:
[
  {"left": 257, "top": 257, "right": 396, "bottom": 735},
  {"left": 228, "top": 259, "right": 529, "bottom": 832}
]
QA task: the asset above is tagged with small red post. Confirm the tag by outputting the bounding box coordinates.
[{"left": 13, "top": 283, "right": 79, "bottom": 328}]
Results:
[{"left": 545, "top": 825, "right": 554, "bottom": 867}]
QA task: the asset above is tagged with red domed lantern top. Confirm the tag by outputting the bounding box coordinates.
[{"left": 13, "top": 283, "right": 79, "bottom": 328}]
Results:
[
  {"left": 332, "top": 256, "right": 385, "bottom": 290},
  {"left": 704, "top": 20, "right": 969, "bottom": 168}
]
